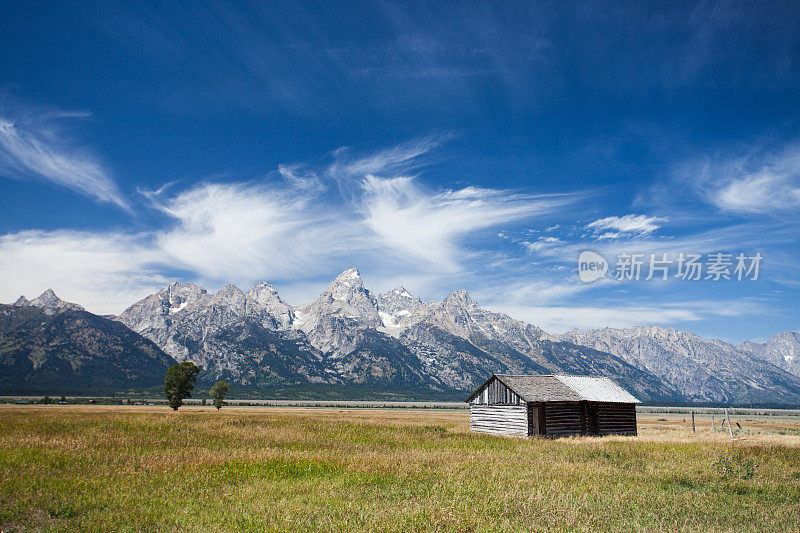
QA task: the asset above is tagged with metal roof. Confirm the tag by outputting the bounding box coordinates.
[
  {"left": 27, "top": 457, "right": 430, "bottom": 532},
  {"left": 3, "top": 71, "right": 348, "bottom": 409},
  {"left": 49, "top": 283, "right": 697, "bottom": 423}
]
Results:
[
  {"left": 467, "top": 374, "right": 640, "bottom": 404},
  {"left": 554, "top": 375, "right": 641, "bottom": 403}
]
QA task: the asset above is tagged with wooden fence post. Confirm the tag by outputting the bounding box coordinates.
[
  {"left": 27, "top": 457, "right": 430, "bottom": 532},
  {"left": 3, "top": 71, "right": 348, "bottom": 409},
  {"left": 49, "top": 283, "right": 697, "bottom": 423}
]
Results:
[
  {"left": 691, "top": 411, "right": 695, "bottom": 433},
  {"left": 724, "top": 408, "right": 734, "bottom": 438}
]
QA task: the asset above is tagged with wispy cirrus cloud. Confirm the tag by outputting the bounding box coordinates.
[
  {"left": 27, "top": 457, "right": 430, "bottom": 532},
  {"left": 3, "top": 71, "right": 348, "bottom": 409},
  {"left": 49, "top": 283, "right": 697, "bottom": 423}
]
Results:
[
  {"left": 149, "top": 135, "right": 543, "bottom": 279},
  {"left": 1, "top": 137, "right": 578, "bottom": 313},
  {"left": 149, "top": 180, "right": 359, "bottom": 280},
  {"left": 489, "top": 300, "right": 761, "bottom": 334},
  {"left": 530, "top": 219, "right": 795, "bottom": 263},
  {"left": 360, "top": 176, "right": 573, "bottom": 270},
  {"left": 268, "top": 136, "right": 577, "bottom": 272},
  {"left": 586, "top": 214, "right": 667, "bottom": 239},
  {"left": 0, "top": 109, "right": 129, "bottom": 211},
  {"left": 3, "top": 133, "right": 790, "bottom": 340},
  {"left": 331, "top": 135, "right": 451, "bottom": 178},
  {"left": 687, "top": 141, "right": 800, "bottom": 215}
]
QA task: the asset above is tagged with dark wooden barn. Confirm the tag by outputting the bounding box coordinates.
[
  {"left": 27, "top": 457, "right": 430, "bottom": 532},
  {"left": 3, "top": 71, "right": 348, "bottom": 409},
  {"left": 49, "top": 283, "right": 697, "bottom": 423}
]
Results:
[{"left": 465, "top": 374, "right": 640, "bottom": 438}]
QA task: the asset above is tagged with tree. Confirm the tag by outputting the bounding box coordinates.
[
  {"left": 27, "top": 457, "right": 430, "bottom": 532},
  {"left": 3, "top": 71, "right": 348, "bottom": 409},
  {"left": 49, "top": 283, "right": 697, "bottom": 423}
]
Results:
[
  {"left": 210, "top": 381, "right": 231, "bottom": 411},
  {"left": 163, "top": 362, "right": 200, "bottom": 411}
]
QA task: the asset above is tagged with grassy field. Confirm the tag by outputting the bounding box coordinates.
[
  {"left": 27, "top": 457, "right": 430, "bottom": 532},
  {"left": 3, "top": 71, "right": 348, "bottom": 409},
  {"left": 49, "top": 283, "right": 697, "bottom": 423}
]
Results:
[{"left": 1, "top": 406, "right": 799, "bottom": 532}]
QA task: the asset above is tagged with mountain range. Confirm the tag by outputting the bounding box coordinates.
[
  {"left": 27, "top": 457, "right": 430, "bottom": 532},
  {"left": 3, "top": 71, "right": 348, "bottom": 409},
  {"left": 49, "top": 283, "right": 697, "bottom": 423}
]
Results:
[
  {"left": 740, "top": 332, "right": 800, "bottom": 377},
  {"left": 558, "top": 326, "right": 800, "bottom": 405},
  {"left": 4, "top": 269, "right": 800, "bottom": 405},
  {"left": 114, "top": 269, "right": 677, "bottom": 401},
  {"left": 1, "top": 295, "right": 174, "bottom": 393}
]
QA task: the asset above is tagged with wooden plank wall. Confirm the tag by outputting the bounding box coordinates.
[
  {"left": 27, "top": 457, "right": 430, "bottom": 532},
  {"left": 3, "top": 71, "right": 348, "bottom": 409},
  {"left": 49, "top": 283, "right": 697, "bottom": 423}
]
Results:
[
  {"left": 543, "top": 402, "right": 583, "bottom": 438},
  {"left": 597, "top": 402, "right": 637, "bottom": 436},
  {"left": 470, "top": 377, "right": 523, "bottom": 406},
  {"left": 469, "top": 405, "right": 528, "bottom": 437}
]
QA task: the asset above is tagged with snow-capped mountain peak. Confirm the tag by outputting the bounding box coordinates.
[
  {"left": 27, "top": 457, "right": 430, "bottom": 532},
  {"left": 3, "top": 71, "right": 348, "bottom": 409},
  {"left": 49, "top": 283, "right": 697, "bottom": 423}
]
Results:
[
  {"left": 326, "top": 268, "right": 367, "bottom": 300},
  {"left": 158, "top": 283, "right": 207, "bottom": 315},
  {"left": 294, "top": 268, "right": 381, "bottom": 335},
  {"left": 391, "top": 286, "right": 414, "bottom": 298},
  {"left": 376, "top": 285, "right": 429, "bottom": 335},
  {"left": 337, "top": 267, "right": 362, "bottom": 281},
  {"left": 108, "top": 268, "right": 800, "bottom": 405},
  {"left": 249, "top": 280, "right": 279, "bottom": 295},
  {"left": 211, "top": 284, "right": 245, "bottom": 302},
  {"left": 443, "top": 289, "right": 474, "bottom": 307}
]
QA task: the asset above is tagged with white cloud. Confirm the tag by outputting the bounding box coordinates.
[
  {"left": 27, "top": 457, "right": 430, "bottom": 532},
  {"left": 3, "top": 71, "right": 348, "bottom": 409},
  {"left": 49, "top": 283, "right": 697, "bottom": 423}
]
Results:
[
  {"left": 141, "top": 137, "right": 572, "bottom": 281},
  {"left": 0, "top": 230, "right": 165, "bottom": 314},
  {"left": 713, "top": 175, "right": 797, "bottom": 213},
  {"left": 586, "top": 214, "right": 666, "bottom": 239},
  {"left": 474, "top": 277, "right": 593, "bottom": 308},
  {"left": 0, "top": 115, "right": 129, "bottom": 210},
  {"left": 522, "top": 236, "right": 562, "bottom": 253},
  {"left": 530, "top": 220, "right": 795, "bottom": 267},
  {"left": 332, "top": 136, "right": 448, "bottom": 178},
  {"left": 360, "top": 176, "right": 572, "bottom": 270},
  {"left": 0, "top": 136, "right": 587, "bottom": 312},
  {"left": 151, "top": 181, "right": 359, "bottom": 281},
  {"left": 675, "top": 142, "right": 800, "bottom": 215},
  {"left": 490, "top": 300, "right": 758, "bottom": 334}
]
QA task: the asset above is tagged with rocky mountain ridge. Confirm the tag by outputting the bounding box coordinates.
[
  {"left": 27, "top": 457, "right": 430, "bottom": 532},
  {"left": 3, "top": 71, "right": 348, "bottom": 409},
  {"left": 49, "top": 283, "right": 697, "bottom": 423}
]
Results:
[
  {"left": 558, "top": 325, "right": 800, "bottom": 404},
  {"left": 1, "top": 292, "right": 174, "bottom": 392},
  {"left": 112, "top": 268, "right": 678, "bottom": 400},
  {"left": 740, "top": 331, "right": 800, "bottom": 377},
  {"left": 13, "top": 289, "right": 85, "bottom": 314},
  {"left": 7, "top": 279, "right": 800, "bottom": 404},
  {"left": 111, "top": 268, "right": 798, "bottom": 404}
]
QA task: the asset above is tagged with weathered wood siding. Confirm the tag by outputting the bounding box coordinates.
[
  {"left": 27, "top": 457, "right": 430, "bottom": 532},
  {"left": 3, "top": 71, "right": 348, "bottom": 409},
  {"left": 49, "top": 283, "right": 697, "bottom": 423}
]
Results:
[
  {"left": 597, "top": 402, "right": 637, "bottom": 436},
  {"left": 469, "top": 405, "right": 528, "bottom": 437},
  {"left": 469, "top": 377, "right": 524, "bottom": 406},
  {"left": 541, "top": 401, "right": 582, "bottom": 437},
  {"left": 467, "top": 376, "right": 638, "bottom": 438}
]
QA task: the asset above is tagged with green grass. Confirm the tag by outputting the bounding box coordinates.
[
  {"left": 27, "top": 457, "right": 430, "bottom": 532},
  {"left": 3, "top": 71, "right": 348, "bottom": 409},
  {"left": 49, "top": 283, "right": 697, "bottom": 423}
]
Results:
[{"left": 1, "top": 406, "right": 799, "bottom": 532}]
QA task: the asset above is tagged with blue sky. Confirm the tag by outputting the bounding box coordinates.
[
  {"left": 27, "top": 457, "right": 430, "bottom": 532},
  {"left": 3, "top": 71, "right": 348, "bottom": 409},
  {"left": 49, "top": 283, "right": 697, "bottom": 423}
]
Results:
[{"left": 1, "top": 0, "right": 798, "bottom": 342}]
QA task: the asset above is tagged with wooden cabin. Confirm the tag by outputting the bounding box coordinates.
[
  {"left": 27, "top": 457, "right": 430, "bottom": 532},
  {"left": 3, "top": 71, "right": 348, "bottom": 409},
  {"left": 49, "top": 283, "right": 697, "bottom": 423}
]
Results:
[{"left": 465, "top": 374, "right": 640, "bottom": 438}]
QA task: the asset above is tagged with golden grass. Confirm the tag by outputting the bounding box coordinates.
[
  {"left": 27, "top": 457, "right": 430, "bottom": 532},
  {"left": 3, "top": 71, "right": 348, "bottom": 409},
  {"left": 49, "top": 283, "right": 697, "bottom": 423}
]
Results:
[{"left": 1, "top": 405, "right": 799, "bottom": 532}]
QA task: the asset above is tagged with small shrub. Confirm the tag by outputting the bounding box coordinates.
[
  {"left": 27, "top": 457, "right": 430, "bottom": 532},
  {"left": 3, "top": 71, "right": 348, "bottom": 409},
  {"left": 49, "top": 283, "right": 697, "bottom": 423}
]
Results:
[{"left": 714, "top": 450, "right": 757, "bottom": 480}]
